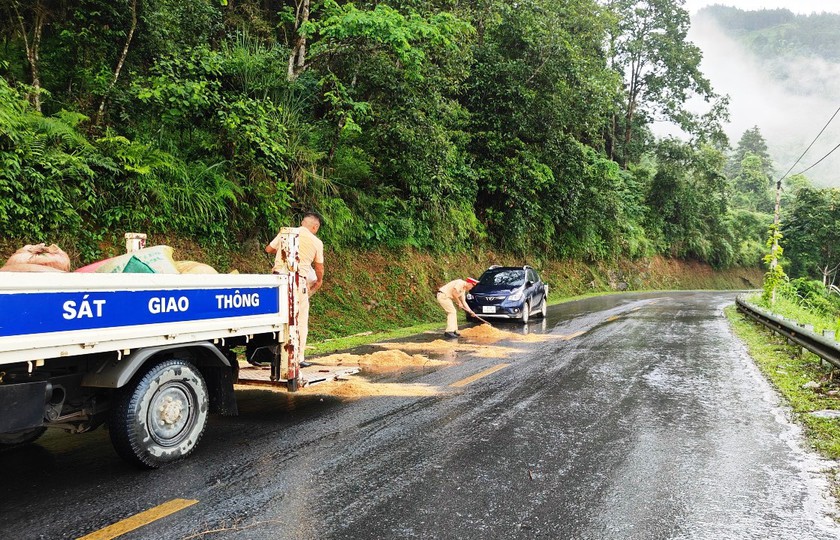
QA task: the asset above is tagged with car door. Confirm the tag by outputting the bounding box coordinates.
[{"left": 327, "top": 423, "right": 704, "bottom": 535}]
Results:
[{"left": 527, "top": 269, "right": 543, "bottom": 306}]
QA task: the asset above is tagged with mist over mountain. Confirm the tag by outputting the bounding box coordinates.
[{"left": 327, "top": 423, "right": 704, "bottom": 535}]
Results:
[{"left": 689, "top": 7, "right": 840, "bottom": 185}]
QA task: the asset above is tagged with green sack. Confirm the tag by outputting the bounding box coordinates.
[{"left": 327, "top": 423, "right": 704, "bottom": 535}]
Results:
[{"left": 121, "top": 255, "right": 155, "bottom": 273}]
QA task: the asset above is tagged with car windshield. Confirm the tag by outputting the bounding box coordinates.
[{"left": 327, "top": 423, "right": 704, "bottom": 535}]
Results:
[{"left": 479, "top": 269, "right": 525, "bottom": 287}]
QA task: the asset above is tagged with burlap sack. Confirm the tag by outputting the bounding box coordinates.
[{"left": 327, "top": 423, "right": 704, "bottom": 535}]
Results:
[
  {"left": 93, "top": 246, "right": 180, "bottom": 274},
  {"left": 1, "top": 263, "right": 64, "bottom": 272},
  {"left": 6, "top": 244, "right": 71, "bottom": 271},
  {"left": 175, "top": 261, "right": 218, "bottom": 274}
]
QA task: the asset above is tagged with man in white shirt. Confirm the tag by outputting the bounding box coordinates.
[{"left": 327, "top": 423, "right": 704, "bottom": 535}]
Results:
[{"left": 266, "top": 213, "right": 324, "bottom": 366}]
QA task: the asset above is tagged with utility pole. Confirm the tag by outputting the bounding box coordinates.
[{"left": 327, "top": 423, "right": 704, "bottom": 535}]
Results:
[{"left": 769, "top": 178, "right": 783, "bottom": 304}]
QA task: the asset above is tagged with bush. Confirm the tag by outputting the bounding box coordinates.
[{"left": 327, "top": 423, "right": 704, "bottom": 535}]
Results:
[{"left": 785, "top": 277, "right": 840, "bottom": 317}]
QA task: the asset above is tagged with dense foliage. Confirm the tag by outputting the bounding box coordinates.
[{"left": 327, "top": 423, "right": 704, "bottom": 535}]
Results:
[{"left": 0, "top": 0, "right": 822, "bottom": 269}]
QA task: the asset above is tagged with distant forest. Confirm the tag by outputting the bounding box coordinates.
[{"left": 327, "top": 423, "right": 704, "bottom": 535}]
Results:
[
  {"left": 701, "top": 6, "right": 840, "bottom": 62},
  {"left": 0, "top": 0, "right": 838, "bottom": 286},
  {"left": 698, "top": 5, "right": 840, "bottom": 99}
]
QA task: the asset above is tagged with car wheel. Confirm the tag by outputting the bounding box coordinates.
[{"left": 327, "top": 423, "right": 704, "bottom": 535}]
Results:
[
  {"left": 109, "top": 358, "right": 209, "bottom": 468},
  {"left": 539, "top": 297, "right": 547, "bottom": 319},
  {"left": 521, "top": 301, "right": 530, "bottom": 324}
]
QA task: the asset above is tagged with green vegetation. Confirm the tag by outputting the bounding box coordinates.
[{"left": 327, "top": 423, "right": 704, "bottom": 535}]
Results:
[
  {"left": 726, "top": 305, "right": 840, "bottom": 459},
  {"left": 735, "top": 266, "right": 840, "bottom": 461},
  {"left": 751, "top": 277, "right": 840, "bottom": 335},
  {"left": 701, "top": 6, "right": 840, "bottom": 65},
  {"left": 0, "top": 0, "right": 777, "bottom": 269},
  {"left": 5, "top": 1, "right": 840, "bottom": 309}
]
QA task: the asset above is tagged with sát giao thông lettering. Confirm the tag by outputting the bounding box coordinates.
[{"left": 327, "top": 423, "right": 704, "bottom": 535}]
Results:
[
  {"left": 215, "top": 291, "right": 260, "bottom": 310},
  {"left": 148, "top": 296, "right": 189, "bottom": 314},
  {"left": 63, "top": 294, "right": 106, "bottom": 319}
]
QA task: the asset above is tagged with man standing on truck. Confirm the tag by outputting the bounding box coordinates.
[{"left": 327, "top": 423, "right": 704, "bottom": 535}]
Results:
[
  {"left": 436, "top": 277, "right": 479, "bottom": 339},
  {"left": 266, "top": 212, "right": 324, "bottom": 366}
]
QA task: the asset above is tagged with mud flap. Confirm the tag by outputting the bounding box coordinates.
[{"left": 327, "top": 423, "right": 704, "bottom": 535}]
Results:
[
  {"left": 203, "top": 366, "right": 239, "bottom": 416},
  {"left": 0, "top": 380, "right": 49, "bottom": 433}
]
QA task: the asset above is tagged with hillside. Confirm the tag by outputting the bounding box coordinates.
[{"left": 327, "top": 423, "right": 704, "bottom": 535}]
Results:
[
  {"left": 1, "top": 0, "right": 761, "bottom": 274},
  {"left": 0, "top": 235, "right": 760, "bottom": 342}
]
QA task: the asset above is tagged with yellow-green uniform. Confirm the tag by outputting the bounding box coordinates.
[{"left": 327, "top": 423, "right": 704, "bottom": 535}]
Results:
[{"left": 436, "top": 279, "right": 470, "bottom": 332}]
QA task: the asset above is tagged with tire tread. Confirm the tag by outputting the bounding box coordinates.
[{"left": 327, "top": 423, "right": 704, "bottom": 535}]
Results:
[{"left": 109, "top": 358, "right": 208, "bottom": 469}]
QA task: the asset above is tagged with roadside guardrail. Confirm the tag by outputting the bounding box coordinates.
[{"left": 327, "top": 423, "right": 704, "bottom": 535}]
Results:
[{"left": 735, "top": 296, "right": 840, "bottom": 369}]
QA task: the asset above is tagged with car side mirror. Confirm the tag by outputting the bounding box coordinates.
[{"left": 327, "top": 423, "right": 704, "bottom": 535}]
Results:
[{"left": 526, "top": 280, "right": 533, "bottom": 287}]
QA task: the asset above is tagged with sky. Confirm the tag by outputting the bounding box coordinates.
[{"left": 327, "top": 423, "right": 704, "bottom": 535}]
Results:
[{"left": 684, "top": 0, "right": 840, "bottom": 15}]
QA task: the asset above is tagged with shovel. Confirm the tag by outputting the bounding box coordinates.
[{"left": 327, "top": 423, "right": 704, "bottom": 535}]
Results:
[{"left": 471, "top": 312, "right": 492, "bottom": 325}]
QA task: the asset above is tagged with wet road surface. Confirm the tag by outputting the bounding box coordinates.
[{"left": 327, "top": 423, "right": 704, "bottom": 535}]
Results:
[{"left": 2, "top": 291, "right": 839, "bottom": 539}]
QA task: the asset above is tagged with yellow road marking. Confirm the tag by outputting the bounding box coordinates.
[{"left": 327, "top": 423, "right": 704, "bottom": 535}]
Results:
[
  {"left": 450, "top": 364, "right": 510, "bottom": 387},
  {"left": 77, "top": 498, "right": 198, "bottom": 540},
  {"left": 561, "top": 330, "right": 587, "bottom": 340},
  {"left": 605, "top": 315, "right": 621, "bottom": 322}
]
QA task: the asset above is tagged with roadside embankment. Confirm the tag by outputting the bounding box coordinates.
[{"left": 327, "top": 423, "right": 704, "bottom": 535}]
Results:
[
  {"left": 306, "top": 250, "right": 762, "bottom": 341},
  {"left": 0, "top": 236, "right": 761, "bottom": 342}
]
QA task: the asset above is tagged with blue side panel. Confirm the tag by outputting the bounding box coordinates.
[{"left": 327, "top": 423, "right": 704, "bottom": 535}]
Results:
[{"left": 0, "top": 287, "right": 280, "bottom": 338}]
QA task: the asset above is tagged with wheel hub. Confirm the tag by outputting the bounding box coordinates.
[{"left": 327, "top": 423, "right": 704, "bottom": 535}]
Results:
[
  {"left": 148, "top": 383, "right": 193, "bottom": 446},
  {"left": 159, "top": 396, "right": 184, "bottom": 425}
]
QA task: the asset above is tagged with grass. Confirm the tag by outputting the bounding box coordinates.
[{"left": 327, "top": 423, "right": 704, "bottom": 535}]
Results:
[
  {"left": 725, "top": 304, "right": 840, "bottom": 459},
  {"left": 747, "top": 292, "right": 840, "bottom": 336}
]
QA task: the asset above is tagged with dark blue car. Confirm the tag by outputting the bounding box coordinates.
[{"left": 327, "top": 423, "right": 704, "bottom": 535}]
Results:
[{"left": 466, "top": 266, "right": 548, "bottom": 323}]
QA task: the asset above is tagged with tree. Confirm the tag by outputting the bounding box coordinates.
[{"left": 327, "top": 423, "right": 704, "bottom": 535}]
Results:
[
  {"left": 5, "top": 0, "right": 51, "bottom": 111},
  {"left": 645, "top": 139, "right": 735, "bottom": 266},
  {"left": 95, "top": 0, "right": 137, "bottom": 126},
  {"left": 732, "top": 152, "right": 773, "bottom": 212},
  {"left": 607, "top": 0, "right": 728, "bottom": 165},
  {"left": 463, "top": 0, "right": 622, "bottom": 253},
  {"left": 783, "top": 186, "right": 840, "bottom": 287},
  {"left": 727, "top": 125, "right": 773, "bottom": 180},
  {"left": 285, "top": 0, "right": 310, "bottom": 81}
]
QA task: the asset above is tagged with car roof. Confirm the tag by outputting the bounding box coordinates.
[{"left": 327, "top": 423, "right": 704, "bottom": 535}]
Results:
[{"left": 485, "top": 266, "right": 531, "bottom": 271}]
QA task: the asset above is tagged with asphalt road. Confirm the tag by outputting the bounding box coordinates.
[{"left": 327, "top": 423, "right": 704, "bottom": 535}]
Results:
[{"left": 2, "top": 291, "right": 839, "bottom": 539}]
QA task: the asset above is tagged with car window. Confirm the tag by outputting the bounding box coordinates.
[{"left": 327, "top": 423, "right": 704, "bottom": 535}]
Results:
[
  {"left": 527, "top": 269, "right": 538, "bottom": 283},
  {"left": 479, "top": 269, "right": 525, "bottom": 287}
]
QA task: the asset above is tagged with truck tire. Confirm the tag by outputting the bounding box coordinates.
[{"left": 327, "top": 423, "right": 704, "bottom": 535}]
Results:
[
  {"left": 0, "top": 427, "right": 46, "bottom": 450},
  {"left": 109, "top": 358, "right": 209, "bottom": 468}
]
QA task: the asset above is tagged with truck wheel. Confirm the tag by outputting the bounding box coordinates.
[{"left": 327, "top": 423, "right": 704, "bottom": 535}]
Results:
[
  {"left": 0, "top": 427, "right": 46, "bottom": 449},
  {"left": 109, "top": 358, "right": 209, "bottom": 468}
]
